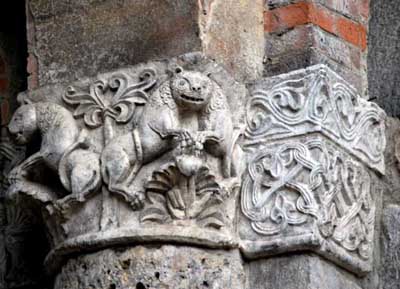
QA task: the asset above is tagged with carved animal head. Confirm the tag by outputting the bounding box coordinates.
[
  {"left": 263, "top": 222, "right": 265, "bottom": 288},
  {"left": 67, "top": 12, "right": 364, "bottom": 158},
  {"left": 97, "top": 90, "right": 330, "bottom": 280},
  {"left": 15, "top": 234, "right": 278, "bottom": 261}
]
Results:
[
  {"left": 8, "top": 104, "right": 38, "bottom": 145},
  {"left": 170, "top": 67, "right": 214, "bottom": 111}
]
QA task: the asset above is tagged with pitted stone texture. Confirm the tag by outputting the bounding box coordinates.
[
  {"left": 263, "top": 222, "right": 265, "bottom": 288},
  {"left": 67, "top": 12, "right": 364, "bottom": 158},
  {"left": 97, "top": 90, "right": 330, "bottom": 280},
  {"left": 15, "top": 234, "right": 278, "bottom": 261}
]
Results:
[
  {"left": 6, "top": 54, "right": 245, "bottom": 274},
  {"left": 54, "top": 245, "right": 245, "bottom": 289},
  {"left": 369, "top": 0, "right": 400, "bottom": 116},
  {"left": 247, "top": 254, "right": 362, "bottom": 289},
  {"left": 200, "top": 0, "right": 264, "bottom": 82},
  {"left": 28, "top": 0, "right": 201, "bottom": 86},
  {"left": 383, "top": 117, "right": 400, "bottom": 206},
  {"left": 380, "top": 205, "right": 400, "bottom": 289},
  {"left": 28, "top": 0, "right": 264, "bottom": 86}
]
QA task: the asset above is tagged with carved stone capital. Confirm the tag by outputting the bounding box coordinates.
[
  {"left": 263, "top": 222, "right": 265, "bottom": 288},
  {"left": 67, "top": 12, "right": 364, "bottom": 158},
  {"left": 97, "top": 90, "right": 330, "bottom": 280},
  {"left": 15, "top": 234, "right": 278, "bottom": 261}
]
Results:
[
  {"left": 240, "top": 65, "right": 386, "bottom": 275},
  {"left": 6, "top": 53, "right": 246, "bottom": 274},
  {"left": 7, "top": 58, "right": 385, "bottom": 277}
]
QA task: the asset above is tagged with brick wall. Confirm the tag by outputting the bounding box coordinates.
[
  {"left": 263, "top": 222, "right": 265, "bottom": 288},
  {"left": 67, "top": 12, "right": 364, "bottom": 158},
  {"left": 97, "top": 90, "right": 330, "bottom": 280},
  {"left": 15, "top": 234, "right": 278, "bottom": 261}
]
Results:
[{"left": 264, "top": 0, "right": 369, "bottom": 98}]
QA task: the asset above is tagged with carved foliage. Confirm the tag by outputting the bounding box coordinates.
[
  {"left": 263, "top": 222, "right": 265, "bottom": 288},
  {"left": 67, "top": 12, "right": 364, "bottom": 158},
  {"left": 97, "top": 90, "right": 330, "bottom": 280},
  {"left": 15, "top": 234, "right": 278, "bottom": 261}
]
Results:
[
  {"left": 64, "top": 70, "right": 156, "bottom": 126},
  {"left": 6, "top": 63, "right": 241, "bottom": 237},
  {"left": 141, "top": 157, "right": 227, "bottom": 229},
  {"left": 137, "top": 68, "right": 240, "bottom": 229},
  {"left": 64, "top": 69, "right": 157, "bottom": 141},
  {"left": 6, "top": 69, "right": 158, "bottom": 211}
]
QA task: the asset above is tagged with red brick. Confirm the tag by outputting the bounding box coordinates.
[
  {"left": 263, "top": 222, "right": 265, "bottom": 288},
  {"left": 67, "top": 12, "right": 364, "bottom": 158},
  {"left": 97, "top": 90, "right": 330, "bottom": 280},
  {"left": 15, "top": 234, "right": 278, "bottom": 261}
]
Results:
[
  {"left": 264, "top": 1, "right": 367, "bottom": 50},
  {"left": 320, "top": 0, "right": 369, "bottom": 23},
  {"left": 337, "top": 17, "right": 367, "bottom": 50},
  {"left": 309, "top": 3, "right": 335, "bottom": 33},
  {"left": 264, "top": 2, "right": 309, "bottom": 32}
]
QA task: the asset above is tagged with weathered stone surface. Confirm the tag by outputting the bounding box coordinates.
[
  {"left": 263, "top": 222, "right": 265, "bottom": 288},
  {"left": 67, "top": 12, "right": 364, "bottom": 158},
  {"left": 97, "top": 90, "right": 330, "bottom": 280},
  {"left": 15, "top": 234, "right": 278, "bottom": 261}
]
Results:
[
  {"left": 5, "top": 48, "right": 388, "bottom": 288},
  {"left": 6, "top": 53, "right": 246, "bottom": 275},
  {"left": 247, "top": 254, "right": 362, "bottom": 289},
  {"left": 200, "top": 0, "right": 264, "bottom": 82},
  {"left": 246, "top": 64, "right": 385, "bottom": 175},
  {"left": 369, "top": 0, "right": 400, "bottom": 116},
  {"left": 264, "top": 25, "right": 367, "bottom": 97},
  {"left": 28, "top": 0, "right": 264, "bottom": 86},
  {"left": 54, "top": 245, "right": 245, "bottom": 289},
  {"left": 28, "top": 0, "right": 201, "bottom": 86},
  {"left": 384, "top": 117, "right": 400, "bottom": 205},
  {"left": 380, "top": 205, "right": 400, "bottom": 289},
  {"left": 240, "top": 64, "right": 386, "bottom": 275}
]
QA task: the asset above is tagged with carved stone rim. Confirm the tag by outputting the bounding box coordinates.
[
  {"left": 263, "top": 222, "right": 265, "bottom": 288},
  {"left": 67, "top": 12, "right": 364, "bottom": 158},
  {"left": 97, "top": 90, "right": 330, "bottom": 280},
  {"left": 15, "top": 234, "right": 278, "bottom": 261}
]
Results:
[
  {"left": 44, "top": 225, "right": 239, "bottom": 274},
  {"left": 240, "top": 232, "right": 372, "bottom": 276}
]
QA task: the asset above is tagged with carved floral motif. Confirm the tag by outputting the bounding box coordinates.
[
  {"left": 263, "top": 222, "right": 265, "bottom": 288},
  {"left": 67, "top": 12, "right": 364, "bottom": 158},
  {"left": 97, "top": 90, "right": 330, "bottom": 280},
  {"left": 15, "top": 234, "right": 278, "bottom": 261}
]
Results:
[
  {"left": 5, "top": 57, "right": 243, "bottom": 253},
  {"left": 141, "top": 157, "right": 227, "bottom": 228},
  {"left": 5, "top": 58, "right": 384, "bottom": 277},
  {"left": 136, "top": 67, "right": 242, "bottom": 228},
  {"left": 64, "top": 69, "right": 157, "bottom": 142}
]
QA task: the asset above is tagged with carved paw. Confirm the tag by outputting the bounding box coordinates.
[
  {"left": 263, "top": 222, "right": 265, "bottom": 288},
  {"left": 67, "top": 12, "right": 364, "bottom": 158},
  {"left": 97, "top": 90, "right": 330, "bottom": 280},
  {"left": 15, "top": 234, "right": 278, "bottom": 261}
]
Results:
[
  {"left": 196, "top": 131, "right": 220, "bottom": 144},
  {"left": 128, "top": 191, "right": 145, "bottom": 210},
  {"left": 8, "top": 167, "right": 27, "bottom": 185},
  {"left": 176, "top": 130, "right": 195, "bottom": 154}
]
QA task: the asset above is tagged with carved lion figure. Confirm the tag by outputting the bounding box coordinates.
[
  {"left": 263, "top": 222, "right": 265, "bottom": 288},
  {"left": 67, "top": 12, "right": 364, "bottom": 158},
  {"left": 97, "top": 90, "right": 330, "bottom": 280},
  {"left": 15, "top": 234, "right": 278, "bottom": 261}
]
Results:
[
  {"left": 8, "top": 102, "right": 101, "bottom": 203},
  {"left": 101, "top": 67, "right": 242, "bottom": 205}
]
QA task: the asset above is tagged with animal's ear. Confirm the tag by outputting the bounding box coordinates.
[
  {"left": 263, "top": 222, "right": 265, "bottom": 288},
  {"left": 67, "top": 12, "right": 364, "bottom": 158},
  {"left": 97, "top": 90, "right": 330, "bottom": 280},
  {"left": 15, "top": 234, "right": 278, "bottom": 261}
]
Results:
[
  {"left": 167, "top": 64, "right": 184, "bottom": 76},
  {"left": 17, "top": 91, "right": 33, "bottom": 105}
]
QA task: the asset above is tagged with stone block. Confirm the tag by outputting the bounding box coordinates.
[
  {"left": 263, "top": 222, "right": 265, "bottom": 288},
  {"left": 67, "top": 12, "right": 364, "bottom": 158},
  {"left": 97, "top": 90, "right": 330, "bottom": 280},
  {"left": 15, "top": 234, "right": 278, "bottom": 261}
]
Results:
[
  {"left": 263, "top": 22, "right": 367, "bottom": 98},
  {"left": 380, "top": 205, "right": 400, "bottom": 289},
  {"left": 27, "top": 0, "right": 264, "bottom": 86},
  {"left": 54, "top": 245, "right": 245, "bottom": 289},
  {"left": 317, "top": 0, "right": 369, "bottom": 24},
  {"left": 265, "top": 25, "right": 313, "bottom": 58},
  {"left": 311, "top": 26, "right": 364, "bottom": 71},
  {"left": 28, "top": 0, "right": 202, "bottom": 86},
  {"left": 247, "top": 254, "right": 362, "bottom": 289},
  {"left": 368, "top": 0, "right": 400, "bottom": 116}
]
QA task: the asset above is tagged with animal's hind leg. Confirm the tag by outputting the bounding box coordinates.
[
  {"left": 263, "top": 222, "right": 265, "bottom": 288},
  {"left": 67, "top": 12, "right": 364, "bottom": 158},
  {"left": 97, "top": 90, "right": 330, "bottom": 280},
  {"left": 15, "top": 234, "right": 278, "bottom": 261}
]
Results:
[
  {"left": 101, "top": 136, "right": 144, "bottom": 209},
  {"left": 70, "top": 152, "right": 101, "bottom": 202},
  {"left": 102, "top": 146, "right": 133, "bottom": 192},
  {"left": 106, "top": 154, "right": 144, "bottom": 209}
]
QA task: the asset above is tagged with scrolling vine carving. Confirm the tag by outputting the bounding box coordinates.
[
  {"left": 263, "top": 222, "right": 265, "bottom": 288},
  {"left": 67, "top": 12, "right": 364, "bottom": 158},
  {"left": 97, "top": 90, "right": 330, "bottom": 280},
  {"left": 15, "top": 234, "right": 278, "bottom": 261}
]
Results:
[{"left": 241, "top": 65, "right": 384, "bottom": 275}]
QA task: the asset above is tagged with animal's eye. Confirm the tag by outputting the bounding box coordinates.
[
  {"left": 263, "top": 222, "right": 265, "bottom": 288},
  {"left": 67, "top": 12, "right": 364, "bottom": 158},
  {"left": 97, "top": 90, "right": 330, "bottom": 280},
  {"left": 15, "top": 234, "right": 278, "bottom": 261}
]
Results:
[{"left": 179, "top": 80, "right": 186, "bottom": 86}]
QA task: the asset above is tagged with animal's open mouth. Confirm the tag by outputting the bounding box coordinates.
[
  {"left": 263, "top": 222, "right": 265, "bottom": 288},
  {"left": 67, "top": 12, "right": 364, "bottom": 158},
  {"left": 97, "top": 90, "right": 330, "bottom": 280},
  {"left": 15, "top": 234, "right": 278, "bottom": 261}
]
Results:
[{"left": 180, "top": 94, "right": 204, "bottom": 102}]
